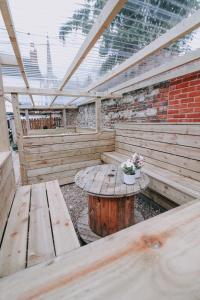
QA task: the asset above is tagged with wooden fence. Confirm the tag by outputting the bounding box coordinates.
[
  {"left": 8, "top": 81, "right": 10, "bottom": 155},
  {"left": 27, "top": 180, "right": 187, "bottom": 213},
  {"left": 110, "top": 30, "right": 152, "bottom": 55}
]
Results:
[{"left": 22, "top": 117, "right": 62, "bottom": 135}]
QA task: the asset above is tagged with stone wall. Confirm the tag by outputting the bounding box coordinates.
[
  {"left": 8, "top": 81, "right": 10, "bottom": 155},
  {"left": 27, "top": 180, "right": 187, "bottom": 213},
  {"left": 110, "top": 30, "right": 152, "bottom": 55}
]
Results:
[
  {"left": 66, "top": 109, "right": 78, "bottom": 127},
  {"left": 76, "top": 70, "right": 200, "bottom": 128}
]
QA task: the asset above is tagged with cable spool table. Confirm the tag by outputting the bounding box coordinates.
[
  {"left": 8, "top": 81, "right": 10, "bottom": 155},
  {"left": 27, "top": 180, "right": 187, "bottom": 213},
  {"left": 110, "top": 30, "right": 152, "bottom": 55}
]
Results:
[{"left": 75, "top": 164, "right": 149, "bottom": 240}]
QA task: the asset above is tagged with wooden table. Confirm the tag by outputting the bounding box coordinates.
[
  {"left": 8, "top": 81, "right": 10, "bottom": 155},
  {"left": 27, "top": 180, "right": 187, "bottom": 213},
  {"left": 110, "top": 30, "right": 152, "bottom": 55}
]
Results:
[{"left": 75, "top": 164, "right": 149, "bottom": 237}]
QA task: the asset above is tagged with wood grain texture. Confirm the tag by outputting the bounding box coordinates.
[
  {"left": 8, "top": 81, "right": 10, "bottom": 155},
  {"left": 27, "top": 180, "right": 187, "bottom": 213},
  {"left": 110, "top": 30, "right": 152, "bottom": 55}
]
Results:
[
  {"left": 0, "top": 200, "right": 199, "bottom": 299},
  {"left": 75, "top": 164, "right": 149, "bottom": 197},
  {"left": 0, "top": 151, "right": 16, "bottom": 241},
  {"left": 0, "top": 185, "right": 31, "bottom": 277},
  {"left": 46, "top": 181, "right": 80, "bottom": 255},
  {"left": 23, "top": 131, "right": 114, "bottom": 185},
  {"left": 27, "top": 183, "right": 55, "bottom": 267}
]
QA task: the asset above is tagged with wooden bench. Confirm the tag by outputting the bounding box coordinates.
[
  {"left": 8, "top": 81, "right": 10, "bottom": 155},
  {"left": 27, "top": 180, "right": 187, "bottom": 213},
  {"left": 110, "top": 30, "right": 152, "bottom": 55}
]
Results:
[
  {"left": 0, "top": 152, "right": 80, "bottom": 277},
  {"left": 101, "top": 123, "right": 200, "bottom": 207}
]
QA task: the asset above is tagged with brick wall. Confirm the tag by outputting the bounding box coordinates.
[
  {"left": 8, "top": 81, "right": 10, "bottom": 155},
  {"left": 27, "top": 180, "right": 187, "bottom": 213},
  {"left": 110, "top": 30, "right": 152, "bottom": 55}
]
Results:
[
  {"left": 77, "top": 70, "right": 200, "bottom": 128},
  {"left": 167, "top": 71, "right": 200, "bottom": 122}
]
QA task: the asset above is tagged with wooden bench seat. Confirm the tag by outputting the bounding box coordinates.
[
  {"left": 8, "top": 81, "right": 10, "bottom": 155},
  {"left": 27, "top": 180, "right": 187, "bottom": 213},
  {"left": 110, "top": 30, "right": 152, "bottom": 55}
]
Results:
[
  {"left": 0, "top": 179, "right": 80, "bottom": 277},
  {"left": 101, "top": 123, "right": 200, "bottom": 207}
]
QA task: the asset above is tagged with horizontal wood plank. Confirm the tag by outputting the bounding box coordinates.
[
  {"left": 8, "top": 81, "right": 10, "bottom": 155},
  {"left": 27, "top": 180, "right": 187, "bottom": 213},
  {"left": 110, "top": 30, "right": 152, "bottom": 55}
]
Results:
[
  {"left": 46, "top": 181, "right": 80, "bottom": 255},
  {"left": 0, "top": 185, "right": 31, "bottom": 277},
  {"left": 1, "top": 200, "right": 200, "bottom": 299},
  {"left": 27, "top": 183, "right": 55, "bottom": 268}
]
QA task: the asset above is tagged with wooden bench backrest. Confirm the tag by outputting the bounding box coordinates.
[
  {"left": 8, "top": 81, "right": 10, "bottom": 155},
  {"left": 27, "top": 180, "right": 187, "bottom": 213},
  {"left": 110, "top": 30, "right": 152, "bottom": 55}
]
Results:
[
  {"left": 23, "top": 130, "right": 115, "bottom": 185},
  {"left": 115, "top": 123, "right": 200, "bottom": 181},
  {"left": 0, "top": 152, "right": 16, "bottom": 240}
]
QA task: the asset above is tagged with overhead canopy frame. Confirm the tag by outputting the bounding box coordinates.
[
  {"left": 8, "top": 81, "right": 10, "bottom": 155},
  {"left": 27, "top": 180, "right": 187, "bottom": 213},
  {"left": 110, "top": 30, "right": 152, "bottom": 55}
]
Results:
[{"left": 0, "top": 0, "right": 35, "bottom": 106}]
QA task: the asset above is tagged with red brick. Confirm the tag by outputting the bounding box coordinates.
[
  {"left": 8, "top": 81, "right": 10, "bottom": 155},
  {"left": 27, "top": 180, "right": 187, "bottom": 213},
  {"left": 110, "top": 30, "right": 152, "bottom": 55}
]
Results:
[
  {"left": 186, "top": 113, "right": 200, "bottom": 118},
  {"left": 194, "top": 96, "right": 200, "bottom": 102},
  {"left": 167, "top": 109, "right": 179, "bottom": 114},
  {"left": 194, "top": 108, "right": 200, "bottom": 112},
  {"left": 168, "top": 104, "right": 187, "bottom": 109},
  {"left": 169, "top": 90, "right": 182, "bottom": 96},
  {"left": 180, "top": 108, "right": 193, "bottom": 113},
  {"left": 171, "top": 114, "right": 186, "bottom": 118},
  {"left": 168, "top": 99, "right": 179, "bottom": 105},
  {"left": 175, "top": 93, "right": 188, "bottom": 100},
  {"left": 190, "top": 79, "right": 200, "bottom": 86},
  {"left": 188, "top": 102, "right": 200, "bottom": 108},
  {"left": 189, "top": 91, "right": 200, "bottom": 97},
  {"left": 182, "top": 86, "right": 196, "bottom": 93},
  {"left": 180, "top": 98, "right": 194, "bottom": 104},
  {"left": 176, "top": 82, "right": 189, "bottom": 89}
]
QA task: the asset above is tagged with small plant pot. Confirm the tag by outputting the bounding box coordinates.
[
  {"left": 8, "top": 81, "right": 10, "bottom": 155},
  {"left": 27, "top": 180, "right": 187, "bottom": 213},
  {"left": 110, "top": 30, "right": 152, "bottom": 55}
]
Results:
[
  {"left": 123, "top": 173, "right": 135, "bottom": 185},
  {"left": 135, "top": 169, "right": 141, "bottom": 178}
]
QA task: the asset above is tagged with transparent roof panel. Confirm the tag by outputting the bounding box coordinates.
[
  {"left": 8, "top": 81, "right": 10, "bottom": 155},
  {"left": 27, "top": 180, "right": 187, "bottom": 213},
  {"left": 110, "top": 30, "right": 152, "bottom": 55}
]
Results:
[
  {"left": 64, "top": 0, "right": 200, "bottom": 91},
  {"left": 0, "top": 0, "right": 200, "bottom": 107}
]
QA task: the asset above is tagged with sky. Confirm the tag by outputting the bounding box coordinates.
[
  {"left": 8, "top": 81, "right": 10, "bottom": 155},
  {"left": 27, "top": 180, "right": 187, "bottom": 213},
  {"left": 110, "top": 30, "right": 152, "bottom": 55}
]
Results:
[{"left": 7, "top": 0, "right": 86, "bottom": 78}]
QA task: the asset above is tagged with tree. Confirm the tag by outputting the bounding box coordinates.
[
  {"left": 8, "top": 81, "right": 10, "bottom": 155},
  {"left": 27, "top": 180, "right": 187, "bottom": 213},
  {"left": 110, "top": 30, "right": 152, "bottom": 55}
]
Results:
[{"left": 59, "top": 0, "right": 200, "bottom": 75}]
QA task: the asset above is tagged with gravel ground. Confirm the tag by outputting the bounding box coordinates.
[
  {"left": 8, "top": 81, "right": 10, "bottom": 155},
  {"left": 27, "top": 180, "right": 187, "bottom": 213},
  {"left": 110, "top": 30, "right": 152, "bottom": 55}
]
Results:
[{"left": 61, "top": 183, "right": 167, "bottom": 235}]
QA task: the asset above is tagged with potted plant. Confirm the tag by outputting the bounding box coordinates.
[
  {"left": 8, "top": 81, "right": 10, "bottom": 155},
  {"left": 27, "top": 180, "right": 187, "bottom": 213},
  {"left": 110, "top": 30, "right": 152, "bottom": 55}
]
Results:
[
  {"left": 121, "top": 159, "right": 136, "bottom": 185},
  {"left": 132, "top": 153, "right": 144, "bottom": 178}
]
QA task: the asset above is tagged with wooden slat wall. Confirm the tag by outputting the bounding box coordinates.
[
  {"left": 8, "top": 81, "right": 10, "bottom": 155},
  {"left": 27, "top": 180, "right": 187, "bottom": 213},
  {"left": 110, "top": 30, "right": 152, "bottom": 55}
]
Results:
[
  {"left": 0, "top": 152, "right": 16, "bottom": 241},
  {"left": 115, "top": 123, "right": 200, "bottom": 181},
  {"left": 27, "top": 127, "right": 76, "bottom": 136},
  {"left": 23, "top": 130, "right": 115, "bottom": 185}
]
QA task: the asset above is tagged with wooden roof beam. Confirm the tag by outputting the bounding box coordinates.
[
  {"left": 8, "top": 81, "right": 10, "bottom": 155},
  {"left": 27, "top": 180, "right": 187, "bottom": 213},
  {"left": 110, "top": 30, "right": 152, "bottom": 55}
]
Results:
[
  {"left": 50, "top": 0, "right": 127, "bottom": 106},
  {"left": 108, "top": 48, "right": 200, "bottom": 94},
  {"left": 85, "top": 9, "right": 200, "bottom": 92},
  {"left": 0, "top": 0, "right": 35, "bottom": 106},
  {"left": 4, "top": 86, "right": 121, "bottom": 98},
  {"left": 19, "top": 106, "right": 77, "bottom": 111}
]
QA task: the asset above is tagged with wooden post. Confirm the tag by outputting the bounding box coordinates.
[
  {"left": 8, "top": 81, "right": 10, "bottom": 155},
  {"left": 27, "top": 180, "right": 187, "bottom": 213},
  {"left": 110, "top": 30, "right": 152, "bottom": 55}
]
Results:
[
  {"left": 63, "top": 108, "right": 67, "bottom": 128},
  {"left": 11, "top": 93, "right": 28, "bottom": 185},
  {"left": 95, "top": 98, "right": 101, "bottom": 132},
  {"left": 0, "top": 66, "right": 10, "bottom": 151},
  {"left": 25, "top": 109, "right": 30, "bottom": 134}
]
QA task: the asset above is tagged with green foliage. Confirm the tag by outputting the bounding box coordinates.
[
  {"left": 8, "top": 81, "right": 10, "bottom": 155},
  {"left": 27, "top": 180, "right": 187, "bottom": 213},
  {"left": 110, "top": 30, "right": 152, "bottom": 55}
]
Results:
[
  {"left": 59, "top": 0, "right": 200, "bottom": 74},
  {"left": 122, "top": 164, "right": 136, "bottom": 175}
]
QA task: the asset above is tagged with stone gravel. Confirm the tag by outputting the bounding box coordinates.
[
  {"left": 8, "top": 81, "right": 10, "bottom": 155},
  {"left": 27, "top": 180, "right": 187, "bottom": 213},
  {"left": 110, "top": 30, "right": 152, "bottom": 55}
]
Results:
[{"left": 61, "top": 183, "right": 167, "bottom": 235}]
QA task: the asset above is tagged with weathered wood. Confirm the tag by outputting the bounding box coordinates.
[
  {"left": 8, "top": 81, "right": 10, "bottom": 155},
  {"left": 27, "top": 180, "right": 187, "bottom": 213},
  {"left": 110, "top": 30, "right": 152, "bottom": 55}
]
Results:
[
  {"left": 0, "top": 185, "right": 31, "bottom": 277},
  {"left": 75, "top": 164, "right": 149, "bottom": 197},
  {"left": 23, "top": 131, "right": 114, "bottom": 185},
  {"left": 4, "top": 86, "right": 120, "bottom": 98},
  {"left": 12, "top": 93, "right": 28, "bottom": 184},
  {"left": 0, "top": 0, "right": 34, "bottom": 105},
  {"left": 0, "top": 66, "right": 10, "bottom": 151},
  {"left": 1, "top": 200, "right": 199, "bottom": 299},
  {"left": 101, "top": 151, "right": 200, "bottom": 205},
  {"left": 25, "top": 109, "right": 30, "bottom": 134},
  {"left": 0, "top": 151, "right": 16, "bottom": 241},
  {"left": 27, "top": 183, "right": 55, "bottom": 268},
  {"left": 46, "top": 181, "right": 80, "bottom": 255},
  {"left": 0, "top": 180, "right": 79, "bottom": 277},
  {"left": 88, "top": 194, "right": 135, "bottom": 236}
]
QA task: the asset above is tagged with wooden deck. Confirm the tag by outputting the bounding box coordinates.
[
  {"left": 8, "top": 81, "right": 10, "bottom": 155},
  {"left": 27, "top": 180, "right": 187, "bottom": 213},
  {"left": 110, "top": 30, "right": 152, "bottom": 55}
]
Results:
[
  {"left": 0, "top": 200, "right": 199, "bottom": 299},
  {"left": 0, "top": 180, "right": 80, "bottom": 277}
]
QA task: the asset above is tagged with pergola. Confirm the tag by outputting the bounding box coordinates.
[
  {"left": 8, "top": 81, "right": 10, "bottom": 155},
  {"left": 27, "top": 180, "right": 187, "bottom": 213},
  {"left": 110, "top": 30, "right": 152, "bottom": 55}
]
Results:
[{"left": 0, "top": 0, "right": 200, "bottom": 298}]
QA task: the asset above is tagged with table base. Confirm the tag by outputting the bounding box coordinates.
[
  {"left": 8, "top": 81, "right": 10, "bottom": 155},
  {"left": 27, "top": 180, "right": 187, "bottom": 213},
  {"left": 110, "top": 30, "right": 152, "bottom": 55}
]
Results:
[{"left": 88, "top": 194, "right": 136, "bottom": 237}]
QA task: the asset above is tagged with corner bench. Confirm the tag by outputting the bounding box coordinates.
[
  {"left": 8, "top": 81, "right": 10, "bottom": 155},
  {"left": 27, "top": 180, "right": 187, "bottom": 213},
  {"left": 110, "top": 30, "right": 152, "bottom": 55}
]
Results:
[
  {"left": 0, "top": 154, "right": 80, "bottom": 278},
  {"left": 101, "top": 123, "right": 200, "bottom": 207}
]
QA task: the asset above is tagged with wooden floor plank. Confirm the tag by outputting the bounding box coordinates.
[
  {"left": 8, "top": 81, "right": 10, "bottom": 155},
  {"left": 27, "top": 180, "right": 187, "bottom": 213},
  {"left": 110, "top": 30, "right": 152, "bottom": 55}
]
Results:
[
  {"left": 46, "top": 181, "right": 80, "bottom": 256},
  {"left": 0, "top": 200, "right": 199, "bottom": 299},
  {"left": 27, "top": 183, "right": 55, "bottom": 268},
  {"left": 0, "top": 185, "right": 31, "bottom": 277}
]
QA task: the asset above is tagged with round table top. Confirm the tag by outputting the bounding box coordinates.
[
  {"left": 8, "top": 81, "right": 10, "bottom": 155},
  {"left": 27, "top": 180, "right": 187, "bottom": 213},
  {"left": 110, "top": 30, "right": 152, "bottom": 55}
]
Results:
[{"left": 75, "top": 164, "right": 149, "bottom": 198}]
